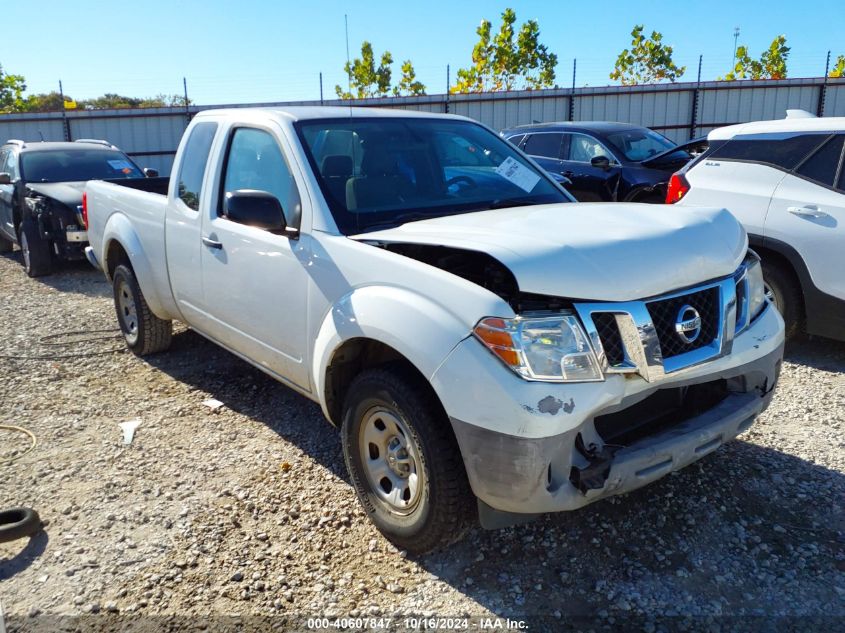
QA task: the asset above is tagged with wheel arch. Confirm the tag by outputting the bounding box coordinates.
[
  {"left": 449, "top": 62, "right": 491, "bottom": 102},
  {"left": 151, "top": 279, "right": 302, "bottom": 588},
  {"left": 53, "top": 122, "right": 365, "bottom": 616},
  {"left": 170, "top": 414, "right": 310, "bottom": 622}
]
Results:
[
  {"left": 313, "top": 288, "right": 471, "bottom": 426},
  {"left": 101, "top": 213, "right": 177, "bottom": 320}
]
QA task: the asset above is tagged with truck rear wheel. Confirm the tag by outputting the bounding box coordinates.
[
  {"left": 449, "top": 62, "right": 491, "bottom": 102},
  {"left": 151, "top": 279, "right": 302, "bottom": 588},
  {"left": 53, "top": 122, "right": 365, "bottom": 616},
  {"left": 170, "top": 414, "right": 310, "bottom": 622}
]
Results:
[
  {"left": 341, "top": 364, "right": 474, "bottom": 554},
  {"left": 20, "top": 221, "right": 52, "bottom": 277},
  {"left": 113, "top": 264, "right": 172, "bottom": 355}
]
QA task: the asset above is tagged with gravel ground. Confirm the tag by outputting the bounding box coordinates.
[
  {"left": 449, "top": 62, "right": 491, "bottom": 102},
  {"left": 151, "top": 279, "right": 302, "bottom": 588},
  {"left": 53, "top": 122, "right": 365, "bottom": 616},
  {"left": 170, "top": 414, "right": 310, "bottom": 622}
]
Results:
[{"left": 1, "top": 250, "right": 844, "bottom": 631}]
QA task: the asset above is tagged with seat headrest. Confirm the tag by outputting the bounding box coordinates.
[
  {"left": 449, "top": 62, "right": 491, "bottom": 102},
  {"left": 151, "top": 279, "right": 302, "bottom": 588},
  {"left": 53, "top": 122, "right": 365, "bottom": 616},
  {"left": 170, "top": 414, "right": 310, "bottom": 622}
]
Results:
[
  {"left": 321, "top": 154, "right": 353, "bottom": 178},
  {"left": 361, "top": 149, "right": 397, "bottom": 177}
]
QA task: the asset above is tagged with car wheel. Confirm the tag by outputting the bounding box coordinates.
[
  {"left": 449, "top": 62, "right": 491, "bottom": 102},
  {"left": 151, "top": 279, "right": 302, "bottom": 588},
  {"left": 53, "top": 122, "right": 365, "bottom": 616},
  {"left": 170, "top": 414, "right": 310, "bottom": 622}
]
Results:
[
  {"left": 762, "top": 260, "right": 803, "bottom": 340},
  {"left": 20, "top": 221, "right": 52, "bottom": 277},
  {"left": 0, "top": 231, "right": 13, "bottom": 253},
  {"left": 341, "top": 364, "right": 474, "bottom": 554},
  {"left": 113, "top": 264, "right": 172, "bottom": 355}
]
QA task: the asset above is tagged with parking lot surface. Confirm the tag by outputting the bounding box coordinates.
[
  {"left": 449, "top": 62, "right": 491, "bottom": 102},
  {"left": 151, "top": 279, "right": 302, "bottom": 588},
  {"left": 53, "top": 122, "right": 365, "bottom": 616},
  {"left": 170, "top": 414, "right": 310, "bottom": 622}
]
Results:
[{"left": 1, "top": 251, "right": 843, "bottom": 629}]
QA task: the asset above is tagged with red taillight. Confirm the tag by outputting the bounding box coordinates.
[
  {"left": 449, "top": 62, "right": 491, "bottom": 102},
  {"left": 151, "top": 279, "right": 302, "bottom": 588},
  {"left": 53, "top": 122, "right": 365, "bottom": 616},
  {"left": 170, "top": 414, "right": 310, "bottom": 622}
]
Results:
[
  {"left": 665, "top": 173, "right": 690, "bottom": 204},
  {"left": 81, "top": 192, "right": 88, "bottom": 229}
]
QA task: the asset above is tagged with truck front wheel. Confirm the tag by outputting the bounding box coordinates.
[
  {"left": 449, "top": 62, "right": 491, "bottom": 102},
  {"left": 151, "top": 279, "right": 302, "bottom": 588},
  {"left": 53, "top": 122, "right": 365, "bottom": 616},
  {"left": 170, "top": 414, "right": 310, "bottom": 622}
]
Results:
[
  {"left": 341, "top": 365, "right": 474, "bottom": 554},
  {"left": 20, "top": 221, "right": 52, "bottom": 277},
  {"left": 112, "top": 264, "right": 172, "bottom": 355}
]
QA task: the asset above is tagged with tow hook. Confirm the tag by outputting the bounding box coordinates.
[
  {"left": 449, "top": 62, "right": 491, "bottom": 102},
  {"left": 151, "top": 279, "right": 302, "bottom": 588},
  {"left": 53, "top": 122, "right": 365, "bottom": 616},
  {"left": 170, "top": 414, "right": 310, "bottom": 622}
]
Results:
[{"left": 569, "top": 434, "right": 618, "bottom": 494}]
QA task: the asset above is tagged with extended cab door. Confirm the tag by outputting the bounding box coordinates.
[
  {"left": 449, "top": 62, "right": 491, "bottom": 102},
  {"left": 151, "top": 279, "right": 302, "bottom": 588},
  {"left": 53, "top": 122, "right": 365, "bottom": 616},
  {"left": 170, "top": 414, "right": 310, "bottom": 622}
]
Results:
[
  {"left": 765, "top": 133, "right": 845, "bottom": 301},
  {"left": 199, "top": 124, "right": 310, "bottom": 390}
]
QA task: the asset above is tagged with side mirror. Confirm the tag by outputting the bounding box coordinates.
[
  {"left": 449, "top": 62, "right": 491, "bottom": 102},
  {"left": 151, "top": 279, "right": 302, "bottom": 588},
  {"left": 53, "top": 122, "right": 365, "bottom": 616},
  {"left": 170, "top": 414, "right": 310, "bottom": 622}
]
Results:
[
  {"left": 590, "top": 156, "right": 611, "bottom": 170},
  {"left": 0, "top": 173, "right": 11, "bottom": 185},
  {"left": 143, "top": 167, "right": 159, "bottom": 178},
  {"left": 224, "top": 189, "right": 288, "bottom": 232}
]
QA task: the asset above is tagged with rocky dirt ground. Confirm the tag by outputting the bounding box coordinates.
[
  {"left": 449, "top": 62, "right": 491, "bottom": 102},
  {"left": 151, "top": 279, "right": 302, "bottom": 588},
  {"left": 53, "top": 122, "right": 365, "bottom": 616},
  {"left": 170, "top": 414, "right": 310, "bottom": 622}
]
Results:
[{"left": 0, "top": 251, "right": 843, "bottom": 632}]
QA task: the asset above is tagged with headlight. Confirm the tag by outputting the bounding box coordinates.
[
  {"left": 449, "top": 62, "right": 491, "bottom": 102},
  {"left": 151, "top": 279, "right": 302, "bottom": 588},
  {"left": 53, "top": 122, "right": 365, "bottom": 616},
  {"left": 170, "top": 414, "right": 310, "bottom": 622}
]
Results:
[
  {"left": 473, "top": 314, "right": 603, "bottom": 382},
  {"left": 745, "top": 254, "right": 766, "bottom": 321}
]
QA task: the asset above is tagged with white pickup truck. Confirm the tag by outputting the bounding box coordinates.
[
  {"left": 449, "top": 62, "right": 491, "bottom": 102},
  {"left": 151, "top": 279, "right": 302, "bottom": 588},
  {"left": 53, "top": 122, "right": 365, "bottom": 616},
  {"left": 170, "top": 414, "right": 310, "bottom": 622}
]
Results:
[{"left": 84, "top": 107, "right": 784, "bottom": 553}]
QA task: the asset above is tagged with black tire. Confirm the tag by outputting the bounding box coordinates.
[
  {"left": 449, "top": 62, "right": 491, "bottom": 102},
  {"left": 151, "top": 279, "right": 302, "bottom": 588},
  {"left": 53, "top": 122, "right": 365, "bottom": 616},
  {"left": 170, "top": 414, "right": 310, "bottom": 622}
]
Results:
[
  {"left": 0, "top": 507, "right": 41, "bottom": 543},
  {"left": 113, "top": 264, "right": 172, "bottom": 355},
  {"left": 341, "top": 364, "right": 474, "bottom": 554},
  {"left": 20, "top": 221, "right": 52, "bottom": 277},
  {"left": 762, "top": 259, "right": 803, "bottom": 340},
  {"left": 0, "top": 231, "right": 12, "bottom": 253}
]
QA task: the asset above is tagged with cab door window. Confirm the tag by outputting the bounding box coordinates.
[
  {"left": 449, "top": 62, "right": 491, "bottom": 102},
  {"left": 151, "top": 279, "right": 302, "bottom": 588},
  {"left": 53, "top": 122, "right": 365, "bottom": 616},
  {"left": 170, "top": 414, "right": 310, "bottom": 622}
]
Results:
[
  {"left": 567, "top": 133, "right": 614, "bottom": 163},
  {"left": 220, "top": 128, "right": 301, "bottom": 227}
]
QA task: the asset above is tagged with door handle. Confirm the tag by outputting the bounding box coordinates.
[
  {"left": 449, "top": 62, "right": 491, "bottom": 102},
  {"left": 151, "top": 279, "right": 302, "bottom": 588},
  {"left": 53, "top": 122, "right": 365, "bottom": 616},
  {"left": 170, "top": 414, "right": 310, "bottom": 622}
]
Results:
[
  {"left": 562, "top": 170, "right": 575, "bottom": 177},
  {"left": 202, "top": 236, "right": 223, "bottom": 249},
  {"left": 787, "top": 205, "right": 826, "bottom": 218}
]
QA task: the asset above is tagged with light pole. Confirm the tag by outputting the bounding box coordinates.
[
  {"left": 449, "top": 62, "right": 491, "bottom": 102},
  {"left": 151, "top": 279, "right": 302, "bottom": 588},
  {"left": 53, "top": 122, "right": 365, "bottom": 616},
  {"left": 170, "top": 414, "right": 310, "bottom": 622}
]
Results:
[{"left": 733, "top": 27, "right": 741, "bottom": 64}]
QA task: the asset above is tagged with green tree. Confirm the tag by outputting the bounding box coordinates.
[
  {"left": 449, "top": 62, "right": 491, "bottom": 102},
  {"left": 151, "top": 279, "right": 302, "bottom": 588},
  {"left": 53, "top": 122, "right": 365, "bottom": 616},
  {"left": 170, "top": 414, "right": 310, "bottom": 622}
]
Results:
[
  {"left": 610, "top": 25, "right": 685, "bottom": 85},
  {"left": 23, "top": 91, "right": 74, "bottom": 112},
  {"left": 722, "top": 35, "right": 790, "bottom": 80},
  {"left": 0, "top": 64, "right": 27, "bottom": 113},
  {"left": 336, "top": 41, "right": 394, "bottom": 99},
  {"left": 452, "top": 8, "right": 557, "bottom": 93},
  {"left": 393, "top": 60, "right": 426, "bottom": 96},
  {"left": 829, "top": 55, "right": 845, "bottom": 78}
]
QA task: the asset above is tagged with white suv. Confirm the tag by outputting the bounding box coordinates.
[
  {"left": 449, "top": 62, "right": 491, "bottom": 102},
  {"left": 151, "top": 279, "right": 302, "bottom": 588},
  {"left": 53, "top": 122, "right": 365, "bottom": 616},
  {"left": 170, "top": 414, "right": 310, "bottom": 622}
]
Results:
[{"left": 670, "top": 111, "right": 845, "bottom": 341}]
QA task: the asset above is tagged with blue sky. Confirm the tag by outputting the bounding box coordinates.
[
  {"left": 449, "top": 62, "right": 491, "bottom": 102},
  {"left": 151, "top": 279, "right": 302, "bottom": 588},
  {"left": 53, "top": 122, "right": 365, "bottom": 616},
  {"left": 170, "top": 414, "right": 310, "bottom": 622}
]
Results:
[{"left": 1, "top": 0, "right": 841, "bottom": 105}]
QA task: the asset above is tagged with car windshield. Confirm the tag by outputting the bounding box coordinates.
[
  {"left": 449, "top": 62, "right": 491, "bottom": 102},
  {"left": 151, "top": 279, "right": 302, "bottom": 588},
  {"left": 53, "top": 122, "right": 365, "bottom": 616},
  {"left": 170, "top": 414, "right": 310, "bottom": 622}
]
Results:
[
  {"left": 605, "top": 129, "right": 680, "bottom": 162},
  {"left": 20, "top": 149, "right": 143, "bottom": 183},
  {"left": 295, "top": 117, "right": 570, "bottom": 234}
]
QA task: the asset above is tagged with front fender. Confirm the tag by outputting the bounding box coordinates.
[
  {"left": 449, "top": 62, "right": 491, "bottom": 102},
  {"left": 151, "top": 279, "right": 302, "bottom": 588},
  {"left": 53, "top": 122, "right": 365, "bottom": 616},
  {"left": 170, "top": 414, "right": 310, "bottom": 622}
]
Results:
[
  {"left": 312, "top": 285, "right": 472, "bottom": 420},
  {"left": 102, "top": 213, "right": 178, "bottom": 321}
]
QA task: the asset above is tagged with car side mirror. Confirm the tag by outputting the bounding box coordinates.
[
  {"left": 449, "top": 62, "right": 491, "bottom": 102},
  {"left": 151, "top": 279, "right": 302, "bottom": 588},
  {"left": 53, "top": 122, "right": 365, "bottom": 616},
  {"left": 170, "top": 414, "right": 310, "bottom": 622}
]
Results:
[
  {"left": 0, "top": 173, "right": 11, "bottom": 185},
  {"left": 224, "top": 189, "right": 293, "bottom": 234},
  {"left": 590, "top": 156, "right": 611, "bottom": 170},
  {"left": 143, "top": 167, "right": 159, "bottom": 178}
]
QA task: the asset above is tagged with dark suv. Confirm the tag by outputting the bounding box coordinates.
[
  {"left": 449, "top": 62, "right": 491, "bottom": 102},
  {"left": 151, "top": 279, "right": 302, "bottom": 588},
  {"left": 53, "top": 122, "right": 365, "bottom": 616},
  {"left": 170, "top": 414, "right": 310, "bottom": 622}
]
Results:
[
  {"left": 0, "top": 139, "right": 156, "bottom": 277},
  {"left": 501, "top": 122, "right": 705, "bottom": 203}
]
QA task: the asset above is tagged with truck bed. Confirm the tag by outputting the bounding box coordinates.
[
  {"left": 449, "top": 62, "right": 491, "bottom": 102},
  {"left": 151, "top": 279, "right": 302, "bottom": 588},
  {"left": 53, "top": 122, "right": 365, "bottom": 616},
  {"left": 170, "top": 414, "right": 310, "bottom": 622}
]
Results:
[{"left": 104, "top": 176, "right": 170, "bottom": 196}]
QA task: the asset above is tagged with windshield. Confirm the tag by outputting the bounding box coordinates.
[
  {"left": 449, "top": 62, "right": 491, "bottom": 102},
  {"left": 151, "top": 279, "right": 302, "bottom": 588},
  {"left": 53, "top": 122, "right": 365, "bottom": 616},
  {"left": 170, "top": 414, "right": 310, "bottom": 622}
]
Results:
[
  {"left": 295, "top": 117, "right": 571, "bottom": 234},
  {"left": 605, "top": 129, "right": 679, "bottom": 162},
  {"left": 20, "top": 149, "right": 143, "bottom": 183}
]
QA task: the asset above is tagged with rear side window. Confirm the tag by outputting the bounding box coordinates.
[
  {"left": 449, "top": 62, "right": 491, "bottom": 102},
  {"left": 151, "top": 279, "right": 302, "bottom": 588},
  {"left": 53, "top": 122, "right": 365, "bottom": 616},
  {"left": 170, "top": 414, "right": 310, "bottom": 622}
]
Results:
[
  {"left": 796, "top": 134, "right": 844, "bottom": 188},
  {"left": 523, "top": 133, "right": 563, "bottom": 159},
  {"left": 176, "top": 122, "right": 218, "bottom": 211},
  {"left": 709, "top": 134, "right": 827, "bottom": 170}
]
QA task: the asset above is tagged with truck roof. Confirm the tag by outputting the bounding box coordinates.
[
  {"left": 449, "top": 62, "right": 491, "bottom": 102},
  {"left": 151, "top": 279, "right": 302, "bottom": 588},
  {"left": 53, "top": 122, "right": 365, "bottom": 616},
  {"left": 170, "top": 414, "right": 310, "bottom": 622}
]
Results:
[{"left": 194, "top": 106, "right": 470, "bottom": 123}]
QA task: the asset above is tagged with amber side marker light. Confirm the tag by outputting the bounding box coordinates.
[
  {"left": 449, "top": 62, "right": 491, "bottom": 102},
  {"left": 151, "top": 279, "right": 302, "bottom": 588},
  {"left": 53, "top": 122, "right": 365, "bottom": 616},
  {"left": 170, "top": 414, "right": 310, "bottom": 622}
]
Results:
[{"left": 473, "top": 318, "right": 520, "bottom": 367}]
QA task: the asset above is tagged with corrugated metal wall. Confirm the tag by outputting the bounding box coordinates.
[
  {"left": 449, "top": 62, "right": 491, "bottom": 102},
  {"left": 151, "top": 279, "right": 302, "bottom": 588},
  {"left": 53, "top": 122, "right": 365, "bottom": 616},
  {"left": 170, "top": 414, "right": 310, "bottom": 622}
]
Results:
[{"left": 1, "top": 77, "right": 843, "bottom": 175}]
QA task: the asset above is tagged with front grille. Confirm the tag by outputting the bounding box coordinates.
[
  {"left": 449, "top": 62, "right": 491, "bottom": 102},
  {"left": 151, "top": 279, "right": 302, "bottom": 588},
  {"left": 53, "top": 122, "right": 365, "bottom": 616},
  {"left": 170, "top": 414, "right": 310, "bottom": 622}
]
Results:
[
  {"left": 647, "top": 287, "right": 719, "bottom": 358},
  {"left": 592, "top": 313, "right": 625, "bottom": 366}
]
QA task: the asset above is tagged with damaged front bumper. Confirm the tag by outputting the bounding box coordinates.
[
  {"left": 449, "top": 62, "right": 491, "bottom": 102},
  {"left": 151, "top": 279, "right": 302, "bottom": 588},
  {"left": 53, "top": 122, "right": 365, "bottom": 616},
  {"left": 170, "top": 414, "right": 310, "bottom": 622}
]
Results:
[{"left": 430, "top": 303, "right": 784, "bottom": 522}]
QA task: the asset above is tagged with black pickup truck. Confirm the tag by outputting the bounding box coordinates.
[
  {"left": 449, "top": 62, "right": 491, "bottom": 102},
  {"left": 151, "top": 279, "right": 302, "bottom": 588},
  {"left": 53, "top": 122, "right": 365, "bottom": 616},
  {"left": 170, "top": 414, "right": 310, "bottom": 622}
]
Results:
[{"left": 0, "top": 139, "right": 159, "bottom": 277}]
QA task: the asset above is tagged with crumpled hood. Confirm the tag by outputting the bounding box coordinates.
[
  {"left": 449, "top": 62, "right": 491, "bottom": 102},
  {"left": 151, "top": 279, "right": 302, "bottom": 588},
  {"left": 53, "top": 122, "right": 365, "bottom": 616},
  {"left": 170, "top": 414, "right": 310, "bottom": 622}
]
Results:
[
  {"left": 351, "top": 202, "right": 747, "bottom": 302},
  {"left": 26, "top": 181, "right": 85, "bottom": 208}
]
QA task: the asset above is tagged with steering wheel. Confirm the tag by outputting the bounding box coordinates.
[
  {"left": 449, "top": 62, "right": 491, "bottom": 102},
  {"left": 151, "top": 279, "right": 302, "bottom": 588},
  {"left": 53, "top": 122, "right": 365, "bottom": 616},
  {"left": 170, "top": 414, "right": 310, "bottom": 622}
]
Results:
[{"left": 445, "top": 175, "right": 479, "bottom": 191}]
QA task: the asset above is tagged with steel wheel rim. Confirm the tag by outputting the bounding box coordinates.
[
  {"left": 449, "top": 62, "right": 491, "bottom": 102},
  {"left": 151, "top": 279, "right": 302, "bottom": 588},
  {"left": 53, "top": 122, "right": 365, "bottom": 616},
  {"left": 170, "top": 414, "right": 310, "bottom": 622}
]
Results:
[
  {"left": 359, "top": 406, "right": 424, "bottom": 515},
  {"left": 21, "top": 232, "right": 30, "bottom": 272},
  {"left": 116, "top": 278, "right": 139, "bottom": 345}
]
